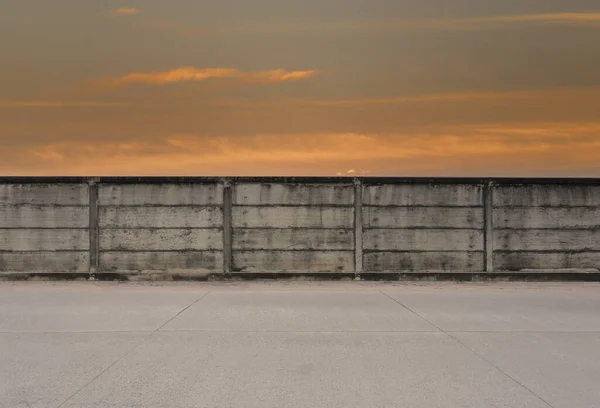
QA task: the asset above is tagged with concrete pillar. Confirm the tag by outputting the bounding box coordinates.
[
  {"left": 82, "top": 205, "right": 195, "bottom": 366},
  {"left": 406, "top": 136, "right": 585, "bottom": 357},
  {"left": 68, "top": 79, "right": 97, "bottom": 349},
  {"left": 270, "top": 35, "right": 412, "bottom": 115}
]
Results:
[
  {"left": 484, "top": 181, "right": 494, "bottom": 273},
  {"left": 88, "top": 178, "right": 100, "bottom": 274},
  {"left": 222, "top": 179, "right": 233, "bottom": 275},
  {"left": 354, "top": 178, "right": 363, "bottom": 276}
]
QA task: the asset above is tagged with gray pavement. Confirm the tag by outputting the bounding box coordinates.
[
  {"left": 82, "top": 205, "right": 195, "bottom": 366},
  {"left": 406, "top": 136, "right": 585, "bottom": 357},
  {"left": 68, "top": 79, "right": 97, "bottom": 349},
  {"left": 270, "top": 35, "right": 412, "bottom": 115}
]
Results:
[{"left": 1, "top": 281, "right": 599, "bottom": 408}]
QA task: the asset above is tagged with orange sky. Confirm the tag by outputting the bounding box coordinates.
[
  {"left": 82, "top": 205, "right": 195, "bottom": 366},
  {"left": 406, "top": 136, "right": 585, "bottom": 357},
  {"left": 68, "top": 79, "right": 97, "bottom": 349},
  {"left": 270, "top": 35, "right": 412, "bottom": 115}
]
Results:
[{"left": 1, "top": 1, "right": 600, "bottom": 176}]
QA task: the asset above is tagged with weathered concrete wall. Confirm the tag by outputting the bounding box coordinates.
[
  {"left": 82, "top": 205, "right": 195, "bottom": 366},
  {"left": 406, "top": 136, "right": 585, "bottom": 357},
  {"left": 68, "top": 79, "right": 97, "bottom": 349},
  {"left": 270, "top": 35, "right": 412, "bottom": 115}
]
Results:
[
  {"left": 231, "top": 183, "right": 355, "bottom": 272},
  {"left": 0, "top": 183, "right": 89, "bottom": 272},
  {"left": 0, "top": 178, "right": 599, "bottom": 275},
  {"left": 493, "top": 184, "right": 600, "bottom": 271},
  {"left": 97, "top": 183, "right": 223, "bottom": 274},
  {"left": 362, "top": 184, "right": 485, "bottom": 272}
]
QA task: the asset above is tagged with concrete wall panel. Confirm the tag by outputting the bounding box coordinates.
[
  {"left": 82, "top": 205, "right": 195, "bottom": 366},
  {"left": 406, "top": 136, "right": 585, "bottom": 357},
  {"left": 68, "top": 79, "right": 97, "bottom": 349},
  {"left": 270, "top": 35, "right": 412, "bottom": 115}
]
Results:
[
  {"left": 99, "top": 184, "right": 223, "bottom": 206},
  {"left": 494, "top": 185, "right": 600, "bottom": 207},
  {"left": 1, "top": 179, "right": 599, "bottom": 275},
  {"left": 494, "top": 230, "right": 600, "bottom": 251},
  {"left": 0, "top": 229, "right": 89, "bottom": 251},
  {"left": 0, "top": 206, "right": 89, "bottom": 228},
  {"left": 363, "top": 207, "right": 483, "bottom": 229},
  {"left": 494, "top": 252, "right": 600, "bottom": 271},
  {"left": 494, "top": 207, "right": 600, "bottom": 229},
  {"left": 100, "top": 229, "right": 223, "bottom": 251},
  {"left": 0, "top": 184, "right": 88, "bottom": 205},
  {"left": 234, "top": 183, "right": 354, "bottom": 206},
  {"left": 363, "top": 184, "right": 482, "bottom": 207},
  {"left": 233, "top": 229, "right": 353, "bottom": 250},
  {"left": 364, "top": 229, "right": 483, "bottom": 251},
  {"left": 100, "top": 207, "right": 223, "bottom": 228},
  {"left": 233, "top": 251, "right": 354, "bottom": 272},
  {"left": 0, "top": 252, "right": 89, "bottom": 272},
  {"left": 364, "top": 251, "right": 483, "bottom": 272},
  {"left": 100, "top": 251, "right": 223, "bottom": 271},
  {"left": 233, "top": 207, "right": 354, "bottom": 229}
]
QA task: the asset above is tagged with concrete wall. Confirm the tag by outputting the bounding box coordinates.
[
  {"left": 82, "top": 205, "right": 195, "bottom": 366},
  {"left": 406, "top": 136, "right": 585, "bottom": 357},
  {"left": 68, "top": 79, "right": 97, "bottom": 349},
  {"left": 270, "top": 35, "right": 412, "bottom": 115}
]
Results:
[
  {"left": 0, "top": 178, "right": 599, "bottom": 276},
  {"left": 493, "top": 184, "right": 600, "bottom": 271},
  {"left": 0, "top": 183, "right": 89, "bottom": 272},
  {"left": 97, "top": 183, "right": 223, "bottom": 274},
  {"left": 362, "top": 184, "right": 484, "bottom": 273},
  {"left": 231, "top": 183, "right": 355, "bottom": 272}
]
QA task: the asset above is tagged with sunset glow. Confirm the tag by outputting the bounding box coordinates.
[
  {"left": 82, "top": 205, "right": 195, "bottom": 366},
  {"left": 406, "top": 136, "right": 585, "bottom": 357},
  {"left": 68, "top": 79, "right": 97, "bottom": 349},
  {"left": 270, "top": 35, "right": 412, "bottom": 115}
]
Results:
[{"left": 1, "top": 1, "right": 599, "bottom": 176}]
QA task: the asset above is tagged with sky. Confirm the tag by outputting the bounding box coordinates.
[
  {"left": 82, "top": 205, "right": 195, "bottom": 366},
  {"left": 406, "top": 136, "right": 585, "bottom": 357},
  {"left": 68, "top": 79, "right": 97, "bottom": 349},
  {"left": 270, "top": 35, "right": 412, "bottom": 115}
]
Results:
[{"left": 1, "top": 0, "right": 600, "bottom": 176}]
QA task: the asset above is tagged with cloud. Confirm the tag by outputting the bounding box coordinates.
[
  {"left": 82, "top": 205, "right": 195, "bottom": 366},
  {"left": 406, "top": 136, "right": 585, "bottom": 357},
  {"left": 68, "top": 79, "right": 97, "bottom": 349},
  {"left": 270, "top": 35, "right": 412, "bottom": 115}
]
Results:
[
  {"left": 4, "top": 88, "right": 596, "bottom": 110},
  {"left": 335, "top": 12, "right": 600, "bottom": 31},
  {"left": 112, "top": 8, "right": 139, "bottom": 16},
  {"left": 301, "top": 92, "right": 514, "bottom": 107},
  {"left": 469, "top": 12, "right": 600, "bottom": 24},
  {"left": 142, "top": 12, "right": 600, "bottom": 38},
  {"left": 350, "top": 12, "right": 600, "bottom": 32},
  {"left": 102, "top": 66, "right": 319, "bottom": 87},
  {"left": 33, "top": 146, "right": 65, "bottom": 161},
  {"left": 396, "top": 12, "right": 600, "bottom": 31},
  {"left": 298, "top": 87, "right": 600, "bottom": 107},
  {"left": 3, "top": 84, "right": 600, "bottom": 176},
  {"left": 7, "top": 122, "right": 600, "bottom": 176},
  {"left": 337, "top": 169, "right": 370, "bottom": 176},
  {"left": 0, "top": 100, "right": 131, "bottom": 108}
]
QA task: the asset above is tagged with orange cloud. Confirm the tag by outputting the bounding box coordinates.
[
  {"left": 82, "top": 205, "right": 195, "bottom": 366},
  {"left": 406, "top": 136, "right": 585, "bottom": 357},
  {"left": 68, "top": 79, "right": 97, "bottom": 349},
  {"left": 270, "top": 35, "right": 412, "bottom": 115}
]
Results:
[
  {"left": 337, "top": 169, "right": 371, "bottom": 176},
  {"left": 332, "top": 12, "right": 600, "bottom": 31},
  {"left": 301, "top": 92, "right": 514, "bottom": 107},
  {"left": 4, "top": 88, "right": 597, "bottom": 110},
  {"left": 105, "top": 66, "right": 319, "bottom": 87},
  {"left": 298, "top": 87, "right": 600, "bottom": 107},
  {"left": 0, "top": 100, "right": 131, "bottom": 108},
  {"left": 469, "top": 12, "right": 600, "bottom": 24},
  {"left": 112, "top": 8, "right": 139, "bottom": 16},
  {"left": 8, "top": 122, "right": 600, "bottom": 176},
  {"left": 33, "top": 146, "right": 65, "bottom": 161}
]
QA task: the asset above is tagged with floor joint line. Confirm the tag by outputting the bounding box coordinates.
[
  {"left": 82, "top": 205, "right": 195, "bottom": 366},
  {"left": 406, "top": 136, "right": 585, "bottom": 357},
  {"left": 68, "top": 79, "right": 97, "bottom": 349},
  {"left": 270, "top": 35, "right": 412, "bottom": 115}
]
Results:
[
  {"left": 54, "top": 289, "right": 212, "bottom": 408},
  {"left": 445, "top": 332, "right": 557, "bottom": 408},
  {"left": 379, "top": 290, "right": 556, "bottom": 408}
]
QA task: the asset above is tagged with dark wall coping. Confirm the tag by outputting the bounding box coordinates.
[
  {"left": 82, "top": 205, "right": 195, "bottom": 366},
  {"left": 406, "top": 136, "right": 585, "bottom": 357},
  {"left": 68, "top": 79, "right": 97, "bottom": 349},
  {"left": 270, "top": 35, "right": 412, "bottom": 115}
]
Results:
[{"left": 1, "top": 176, "right": 600, "bottom": 185}]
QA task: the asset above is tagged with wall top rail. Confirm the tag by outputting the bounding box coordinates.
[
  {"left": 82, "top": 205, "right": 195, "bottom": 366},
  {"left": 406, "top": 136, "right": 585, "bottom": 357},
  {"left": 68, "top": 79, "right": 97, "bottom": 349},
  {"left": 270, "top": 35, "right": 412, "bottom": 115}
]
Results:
[{"left": 1, "top": 176, "right": 600, "bottom": 185}]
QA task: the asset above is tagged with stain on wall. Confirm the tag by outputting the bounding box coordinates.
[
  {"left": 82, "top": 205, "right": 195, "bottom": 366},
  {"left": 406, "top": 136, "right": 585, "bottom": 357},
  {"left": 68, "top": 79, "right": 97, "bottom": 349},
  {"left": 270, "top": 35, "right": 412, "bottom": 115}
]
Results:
[
  {"left": 362, "top": 184, "right": 485, "bottom": 272},
  {"left": 231, "top": 183, "right": 355, "bottom": 272},
  {"left": 1, "top": 178, "right": 598, "bottom": 275},
  {"left": 493, "top": 185, "right": 600, "bottom": 270},
  {"left": 97, "top": 183, "right": 224, "bottom": 273},
  {"left": 0, "top": 184, "right": 89, "bottom": 272}
]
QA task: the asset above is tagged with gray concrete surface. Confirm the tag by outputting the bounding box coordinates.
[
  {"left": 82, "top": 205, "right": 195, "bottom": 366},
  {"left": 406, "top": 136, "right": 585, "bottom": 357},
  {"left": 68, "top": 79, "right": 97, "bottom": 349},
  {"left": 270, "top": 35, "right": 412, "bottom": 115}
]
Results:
[
  {"left": 3, "top": 178, "right": 600, "bottom": 275},
  {"left": 1, "top": 281, "right": 599, "bottom": 408}
]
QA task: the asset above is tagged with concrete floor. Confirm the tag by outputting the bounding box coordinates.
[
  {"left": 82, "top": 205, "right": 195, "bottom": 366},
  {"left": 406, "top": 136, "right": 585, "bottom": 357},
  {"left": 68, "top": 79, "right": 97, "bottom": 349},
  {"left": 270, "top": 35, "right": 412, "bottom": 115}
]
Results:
[{"left": 1, "top": 281, "right": 599, "bottom": 408}]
